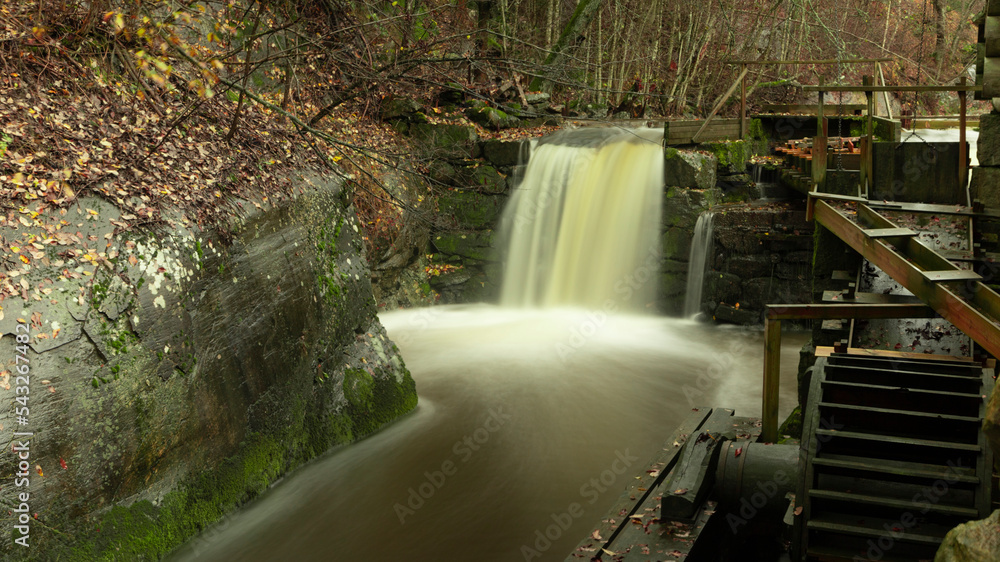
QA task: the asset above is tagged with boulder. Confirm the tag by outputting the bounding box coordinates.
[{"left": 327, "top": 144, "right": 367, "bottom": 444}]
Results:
[
  {"left": 432, "top": 231, "right": 498, "bottom": 262},
  {"left": 664, "top": 148, "right": 717, "bottom": 189},
  {"left": 410, "top": 123, "right": 480, "bottom": 160},
  {"left": 482, "top": 139, "right": 528, "bottom": 168},
  {"left": 464, "top": 105, "right": 519, "bottom": 129},
  {"left": 934, "top": 510, "right": 1000, "bottom": 562},
  {"left": 380, "top": 96, "right": 423, "bottom": 121},
  {"left": 698, "top": 140, "right": 749, "bottom": 175},
  {"left": 436, "top": 189, "right": 506, "bottom": 229}
]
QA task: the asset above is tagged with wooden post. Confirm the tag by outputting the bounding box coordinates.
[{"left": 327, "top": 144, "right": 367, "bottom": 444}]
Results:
[
  {"left": 877, "top": 62, "right": 893, "bottom": 119},
  {"left": 816, "top": 77, "right": 825, "bottom": 136},
  {"left": 762, "top": 317, "right": 781, "bottom": 443},
  {"left": 959, "top": 77, "right": 969, "bottom": 193},
  {"left": 741, "top": 63, "right": 747, "bottom": 140},
  {"left": 814, "top": 78, "right": 827, "bottom": 189},
  {"left": 865, "top": 75, "right": 874, "bottom": 198}
]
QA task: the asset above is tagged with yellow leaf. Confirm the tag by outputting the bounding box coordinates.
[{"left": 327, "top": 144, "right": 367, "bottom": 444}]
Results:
[{"left": 114, "top": 13, "right": 125, "bottom": 33}]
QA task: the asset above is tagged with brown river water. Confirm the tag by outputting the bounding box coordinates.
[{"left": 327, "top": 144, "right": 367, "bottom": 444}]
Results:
[{"left": 166, "top": 305, "right": 806, "bottom": 562}]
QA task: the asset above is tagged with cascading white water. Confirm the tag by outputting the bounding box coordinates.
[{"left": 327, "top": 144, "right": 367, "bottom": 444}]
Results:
[
  {"left": 683, "top": 212, "right": 715, "bottom": 317},
  {"left": 498, "top": 128, "right": 664, "bottom": 310}
]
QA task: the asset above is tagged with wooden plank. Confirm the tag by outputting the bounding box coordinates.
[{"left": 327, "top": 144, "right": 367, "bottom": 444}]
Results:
[
  {"left": 802, "top": 85, "right": 982, "bottom": 92},
  {"left": 842, "top": 347, "right": 976, "bottom": 363},
  {"left": 727, "top": 58, "right": 892, "bottom": 65},
  {"left": 821, "top": 291, "right": 923, "bottom": 304},
  {"left": 878, "top": 62, "right": 893, "bottom": 120},
  {"left": 765, "top": 303, "right": 937, "bottom": 320},
  {"left": 762, "top": 103, "right": 866, "bottom": 114},
  {"left": 692, "top": 66, "right": 750, "bottom": 143},
  {"left": 862, "top": 227, "right": 918, "bottom": 238},
  {"left": 920, "top": 270, "right": 983, "bottom": 282},
  {"left": 566, "top": 408, "right": 714, "bottom": 561}
]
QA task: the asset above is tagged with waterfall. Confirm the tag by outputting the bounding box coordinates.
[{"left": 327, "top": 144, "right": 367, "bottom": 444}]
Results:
[
  {"left": 683, "top": 212, "right": 715, "bottom": 317},
  {"left": 498, "top": 128, "right": 664, "bottom": 311}
]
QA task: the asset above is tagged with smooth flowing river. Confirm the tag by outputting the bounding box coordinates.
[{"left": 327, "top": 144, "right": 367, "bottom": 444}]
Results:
[{"left": 167, "top": 305, "right": 807, "bottom": 562}]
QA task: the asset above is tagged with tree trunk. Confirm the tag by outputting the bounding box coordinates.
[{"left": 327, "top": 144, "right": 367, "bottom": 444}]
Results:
[{"left": 529, "top": 0, "right": 603, "bottom": 92}]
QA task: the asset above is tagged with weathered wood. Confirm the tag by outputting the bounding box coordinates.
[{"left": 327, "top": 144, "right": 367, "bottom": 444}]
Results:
[
  {"left": 762, "top": 318, "right": 782, "bottom": 443},
  {"left": 802, "top": 85, "right": 982, "bottom": 92},
  {"left": 660, "top": 408, "right": 735, "bottom": 521},
  {"left": 766, "top": 303, "right": 938, "bottom": 320},
  {"left": 960, "top": 77, "right": 969, "bottom": 196},
  {"left": 727, "top": 58, "right": 892, "bottom": 65},
  {"left": 740, "top": 63, "right": 747, "bottom": 140},
  {"left": 566, "top": 408, "right": 713, "bottom": 560},
  {"left": 813, "top": 200, "right": 1000, "bottom": 359},
  {"left": 763, "top": 103, "right": 866, "bottom": 114},
  {"left": 877, "top": 62, "right": 893, "bottom": 120},
  {"left": 692, "top": 66, "right": 750, "bottom": 143},
  {"left": 865, "top": 75, "right": 874, "bottom": 198},
  {"left": 862, "top": 227, "right": 917, "bottom": 238}
]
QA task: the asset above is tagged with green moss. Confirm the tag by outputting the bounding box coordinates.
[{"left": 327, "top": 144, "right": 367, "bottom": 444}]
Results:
[
  {"left": 343, "top": 367, "right": 418, "bottom": 437},
  {"left": 777, "top": 406, "right": 803, "bottom": 441}
]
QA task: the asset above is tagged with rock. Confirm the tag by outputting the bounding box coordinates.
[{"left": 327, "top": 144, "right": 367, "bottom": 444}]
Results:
[
  {"left": 713, "top": 303, "right": 760, "bottom": 325},
  {"left": 410, "top": 123, "right": 480, "bottom": 160},
  {"left": 664, "top": 148, "right": 717, "bottom": 189},
  {"left": 705, "top": 271, "right": 742, "bottom": 305},
  {"left": 429, "top": 161, "right": 507, "bottom": 193},
  {"left": 663, "top": 227, "right": 693, "bottom": 260},
  {"left": 436, "top": 189, "right": 506, "bottom": 229},
  {"left": 380, "top": 96, "right": 423, "bottom": 121},
  {"left": 464, "top": 106, "right": 519, "bottom": 129},
  {"left": 524, "top": 92, "right": 551, "bottom": 105},
  {"left": 0, "top": 172, "right": 416, "bottom": 560},
  {"left": 723, "top": 255, "right": 772, "bottom": 278},
  {"left": 481, "top": 139, "right": 527, "bottom": 168},
  {"left": 432, "top": 231, "right": 498, "bottom": 262},
  {"left": 698, "top": 140, "right": 749, "bottom": 174},
  {"left": 977, "top": 113, "right": 1000, "bottom": 167},
  {"left": 934, "top": 510, "right": 1000, "bottom": 562}
]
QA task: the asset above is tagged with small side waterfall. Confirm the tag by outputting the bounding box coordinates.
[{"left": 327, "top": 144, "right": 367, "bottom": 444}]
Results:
[
  {"left": 498, "top": 128, "right": 665, "bottom": 311},
  {"left": 683, "top": 212, "right": 715, "bottom": 317}
]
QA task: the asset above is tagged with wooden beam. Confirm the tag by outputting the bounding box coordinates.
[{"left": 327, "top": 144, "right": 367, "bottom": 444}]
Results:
[
  {"left": 692, "top": 66, "right": 750, "bottom": 143},
  {"left": 727, "top": 58, "right": 892, "bottom": 65},
  {"left": 802, "top": 85, "right": 982, "bottom": 93},
  {"left": 864, "top": 75, "right": 874, "bottom": 198},
  {"left": 740, "top": 63, "right": 747, "bottom": 140},
  {"left": 765, "top": 303, "right": 938, "bottom": 320},
  {"left": 877, "top": 62, "right": 893, "bottom": 120},
  {"left": 959, "top": 77, "right": 969, "bottom": 199},
  {"left": 762, "top": 317, "right": 782, "bottom": 443}
]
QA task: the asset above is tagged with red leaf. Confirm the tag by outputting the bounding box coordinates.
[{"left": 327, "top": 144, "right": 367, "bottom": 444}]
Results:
[{"left": 60, "top": 458, "right": 68, "bottom": 470}]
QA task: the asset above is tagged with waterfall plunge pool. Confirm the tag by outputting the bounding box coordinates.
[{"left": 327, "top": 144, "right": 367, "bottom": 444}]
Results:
[{"left": 167, "top": 305, "right": 807, "bottom": 562}]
